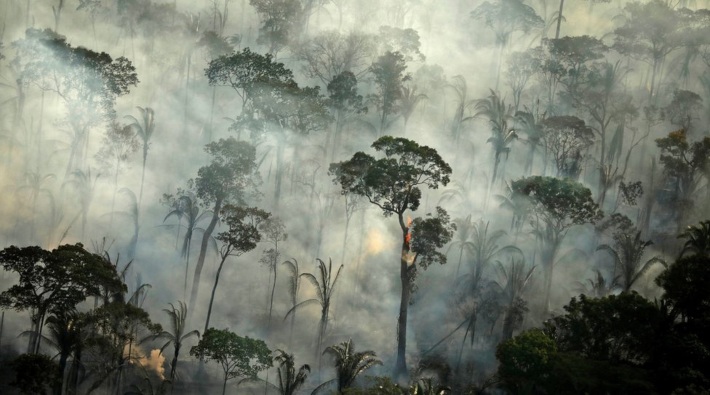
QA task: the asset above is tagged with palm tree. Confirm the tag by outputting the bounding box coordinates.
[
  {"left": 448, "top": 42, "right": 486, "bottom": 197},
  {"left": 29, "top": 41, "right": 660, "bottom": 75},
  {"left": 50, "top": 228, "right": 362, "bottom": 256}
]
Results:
[
  {"left": 495, "top": 258, "right": 535, "bottom": 340},
  {"left": 575, "top": 269, "right": 618, "bottom": 298},
  {"left": 318, "top": 339, "right": 382, "bottom": 393},
  {"left": 151, "top": 301, "right": 199, "bottom": 382},
  {"left": 16, "top": 171, "right": 55, "bottom": 242},
  {"left": 446, "top": 75, "right": 476, "bottom": 146},
  {"left": 400, "top": 84, "right": 427, "bottom": 133},
  {"left": 475, "top": 90, "right": 517, "bottom": 199},
  {"left": 162, "top": 193, "right": 213, "bottom": 298},
  {"left": 514, "top": 108, "right": 546, "bottom": 175},
  {"left": 597, "top": 231, "right": 666, "bottom": 293},
  {"left": 273, "top": 350, "right": 310, "bottom": 395},
  {"left": 125, "top": 107, "right": 156, "bottom": 208},
  {"left": 282, "top": 258, "right": 302, "bottom": 345},
  {"left": 678, "top": 220, "right": 710, "bottom": 257},
  {"left": 447, "top": 215, "right": 475, "bottom": 277},
  {"left": 285, "top": 258, "right": 343, "bottom": 363},
  {"left": 63, "top": 168, "right": 100, "bottom": 241}
]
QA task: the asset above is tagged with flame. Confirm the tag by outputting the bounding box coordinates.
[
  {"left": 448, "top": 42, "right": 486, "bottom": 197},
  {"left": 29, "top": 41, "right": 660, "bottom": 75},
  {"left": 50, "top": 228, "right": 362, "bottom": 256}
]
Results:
[{"left": 405, "top": 216, "right": 413, "bottom": 246}]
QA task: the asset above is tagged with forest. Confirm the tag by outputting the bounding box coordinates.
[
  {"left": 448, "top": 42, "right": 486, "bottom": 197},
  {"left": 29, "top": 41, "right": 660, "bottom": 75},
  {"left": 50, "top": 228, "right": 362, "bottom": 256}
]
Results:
[{"left": 0, "top": 0, "right": 709, "bottom": 393}]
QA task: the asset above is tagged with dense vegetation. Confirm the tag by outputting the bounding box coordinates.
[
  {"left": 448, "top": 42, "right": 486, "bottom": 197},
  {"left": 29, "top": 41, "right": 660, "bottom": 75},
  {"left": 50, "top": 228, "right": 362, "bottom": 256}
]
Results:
[{"left": 0, "top": 0, "right": 709, "bottom": 393}]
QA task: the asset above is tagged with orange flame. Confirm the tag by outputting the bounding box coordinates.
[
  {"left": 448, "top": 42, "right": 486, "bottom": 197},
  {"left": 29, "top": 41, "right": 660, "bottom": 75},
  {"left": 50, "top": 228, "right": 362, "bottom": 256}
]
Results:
[{"left": 405, "top": 216, "right": 413, "bottom": 245}]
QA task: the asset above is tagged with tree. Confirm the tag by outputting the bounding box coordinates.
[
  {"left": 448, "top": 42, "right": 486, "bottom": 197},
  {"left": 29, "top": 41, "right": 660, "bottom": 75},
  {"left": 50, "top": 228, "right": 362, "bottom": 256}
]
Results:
[
  {"left": 613, "top": 0, "right": 685, "bottom": 101},
  {"left": 496, "top": 328, "right": 557, "bottom": 394},
  {"left": 399, "top": 84, "right": 427, "bottom": 132},
  {"left": 369, "top": 51, "right": 410, "bottom": 136},
  {"left": 330, "top": 136, "right": 453, "bottom": 379},
  {"left": 475, "top": 90, "right": 517, "bottom": 193},
  {"left": 285, "top": 258, "right": 343, "bottom": 362},
  {"left": 663, "top": 90, "right": 703, "bottom": 134},
  {"left": 511, "top": 176, "right": 602, "bottom": 310},
  {"left": 327, "top": 71, "right": 367, "bottom": 161},
  {"left": 63, "top": 168, "right": 100, "bottom": 242},
  {"left": 297, "top": 31, "right": 374, "bottom": 85},
  {"left": 151, "top": 301, "right": 200, "bottom": 382},
  {"left": 0, "top": 244, "right": 124, "bottom": 354},
  {"left": 514, "top": 108, "right": 545, "bottom": 176},
  {"left": 205, "top": 47, "right": 294, "bottom": 116},
  {"left": 596, "top": 228, "right": 665, "bottom": 293},
  {"left": 205, "top": 205, "right": 270, "bottom": 333},
  {"left": 496, "top": 258, "right": 536, "bottom": 340},
  {"left": 471, "top": 0, "right": 543, "bottom": 89},
  {"left": 190, "top": 328, "right": 272, "bottom": 395},
  {"left": 258, "top": 216, "right": 287, "bottom": 326},
  {"left": 678, "top": 220, "right": 710, "bottom": 258},
  {"left": 95, "top": 121, "right": 139, "bottom": 229},
  {"left": 655, "top": 130, "right": 710, "bottom": 232},
  {"left": 281, "top": 258, "right": 302, "bottom": 344},
  {"left": 161, "top": 191, "right": 212, "bottom": 298},
  {"left": 250, "top": 0, "right": 302, "bottom": 56},
  {"left": 125, "top": 106, "right": 156, "bottom": 208},
  {"left": 563, "top": 61, "right": 637, "bottom": 206},
  {"left": 505, "top": 49, "right": 541, "bottom": 112},
  {"left": 9, "top": 353, "right": 61, "bottom": 395},
  {"left": 543, "top": 292, "right": 659, "bottom": 364},
  {"left": 446, "top": 75, "right": 476, "bottom": 146},
  {"left": 188, "top": 138, "right": 259, "bottom": 315},
  {"left": 547, "top": 35, "right": 608, "bottom": 93},
  {"left": 320, "top": 339, "right": 382, "bottom": 393},
  {"left": 540, "top": 115, "right": 594, "bottom": 179},
  {"left": 12, "top": 28, "right": 138, "bottom": 175},
  {"left": 273, "top": 350, "right": 310, "bottom": 395}
]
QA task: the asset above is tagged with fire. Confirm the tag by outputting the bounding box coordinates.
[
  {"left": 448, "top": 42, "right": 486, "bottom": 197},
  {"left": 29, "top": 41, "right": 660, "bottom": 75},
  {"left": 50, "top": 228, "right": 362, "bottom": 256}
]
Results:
[{"left": 405, "top": 216, "right": 413, "bottom": 246}]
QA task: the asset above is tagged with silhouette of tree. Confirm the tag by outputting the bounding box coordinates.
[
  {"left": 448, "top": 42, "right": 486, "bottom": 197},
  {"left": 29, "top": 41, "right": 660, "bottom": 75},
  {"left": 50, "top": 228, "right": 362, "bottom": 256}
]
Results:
[
  {"left": 190, "top": 328, "right": 272, "bottom": 395},
  {"left": 678, "top": 220, "right": 710, "bottom": 258},
  {"left": 205, "top": 205, "right": 270, "bottom": 333},
  {"left": 188, "top": 138, "right": 259, "bottom": 314},
  {"left": 125, "top": 106, "right": 156, "bottom": 208},
  {"left": 319, "top": 339, "right": 382, "bottom": 393},
  {"left": 330, "top": 136, "right": 452, "bottom": 379},
  {"left": 273, "top": 350, "right": 310, "bottom": 395},
  {"left": 151, "top": 301, "right": 199, "bottom": 382},
  {"left": 369, "top": 51, "right": 410, "bottom": 136}
]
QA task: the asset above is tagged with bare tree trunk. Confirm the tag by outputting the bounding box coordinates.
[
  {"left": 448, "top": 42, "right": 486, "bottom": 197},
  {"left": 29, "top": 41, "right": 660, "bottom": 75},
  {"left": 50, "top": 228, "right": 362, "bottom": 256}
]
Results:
[
  {"left": 205, "top": 255, "right": 228, "bottom": 333},
  {"left": 189, "top": 199, "right": 222, "bottom": 314},
  {"left": 394, "top": 213, "right": 410, "bottom": 381}
]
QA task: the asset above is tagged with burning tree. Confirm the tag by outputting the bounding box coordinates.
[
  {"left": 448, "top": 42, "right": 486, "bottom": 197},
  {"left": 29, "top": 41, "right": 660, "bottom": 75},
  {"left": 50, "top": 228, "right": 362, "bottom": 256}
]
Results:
[{"left": 330, "top": 136, "right": 455, "bottom": 380}]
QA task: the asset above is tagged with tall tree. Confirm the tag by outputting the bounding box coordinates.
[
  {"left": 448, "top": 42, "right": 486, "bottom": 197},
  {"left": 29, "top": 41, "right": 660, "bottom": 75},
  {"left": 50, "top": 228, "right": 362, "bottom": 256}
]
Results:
[
  {"left": 190, "top": 328, "right": 272, "bottom": 395},
  {"left": 369, "top": 51, "right": 410, "bottom": 136},
  {"left": 12, "top": 28, "right": 138, "bottom": 175},
  {"left": 125, "top": 106, "right": 156, "bottom": 208},
  {"left": 511, "top": 176, "right": 603, "bottom": 310},
  {"left": 596, "top": 229, "right": 665, "bottom": 293},
  {"left": 330, "top": 136, "right": 453, "bottom": 379},
  {"left": 472, "top": 0, "right": 543, "bottom": 89},
  {"left": 0, "top": 244, "right": 124, "bottom": 355},
  {"left": 259, "top": 216, "right": 287, "bottom": 326},
  {"left": 540, "top": 115, "right": 594, "bottom": 179},
  {"left": 205, "top": 205, "right": 270, "bottom": 333},
  {"left": 250, "top": 0, "right": 302, "bottom": 56},
  {"left": 655, "top": 130, "right": 710, "bottom": 232},
  {"left": 188, "top": 138, "right": 259, "bottom": 314},
  {"left": 327, "top": 71, "right": 367, "bottom": 162},
  {"left": 613, "top": 0, "right": 685, "bottom": 102},
  {"left": 475, "top": 90, "right": 517, "bottom": 195},
  {"left": 285, "top": 258, "right": 343, "bottom": 362}
]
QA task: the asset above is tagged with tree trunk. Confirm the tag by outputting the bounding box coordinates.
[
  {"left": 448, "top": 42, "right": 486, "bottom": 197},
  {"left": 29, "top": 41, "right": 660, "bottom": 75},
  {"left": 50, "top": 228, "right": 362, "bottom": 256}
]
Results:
[
  {"left": 205, "top": 255, "right": 228, "bottom": 334},
  {"left": 274, "top": 140, "right": 285, "bottom": 204},
  {"left": 268, "top": 263, "right": 277, "bottom": 326},
  {"left": 222, "top": 375, "right": 228, "bottom": 395},
  {"left": 189, "top": 199, "right": 222, "bottom": 313},
  {"left": 170, "top": 343, "right": 180, "bottom": 382},
  {"left": 139, "top": 146, "right": 148, "bottom": 209},
  {"left": 555, "top": 0, "right": 565, "bottom": 39},
  {"left": 394, "top": 213, "right": 410, "bottom": 381}
]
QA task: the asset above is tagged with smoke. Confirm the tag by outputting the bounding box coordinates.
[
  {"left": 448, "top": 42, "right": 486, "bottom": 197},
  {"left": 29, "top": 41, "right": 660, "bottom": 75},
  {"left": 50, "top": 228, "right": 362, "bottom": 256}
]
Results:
[{"left": 0, "top": 0, "right": 705, "bottom": 392}]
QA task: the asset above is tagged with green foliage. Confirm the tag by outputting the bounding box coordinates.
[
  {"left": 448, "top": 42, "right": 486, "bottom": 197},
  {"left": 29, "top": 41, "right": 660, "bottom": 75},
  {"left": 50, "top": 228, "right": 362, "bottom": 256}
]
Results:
[
  {"left": 190, "top": 328, "right": 272, "bottom": 381},
  {"left": 0, "top": 243, "right": 124, "bottom": 319},
  {"left": 471, "top": 0, "right": 543, "bottom": 46},
  {"left": 323, "top": 339, "right": 383, "bottom": 392},
  {"left": 327, "top": 71, "right": 366, "bottom": 114},
  {"left": 205, "top": 47, "right": 295, "bottom": 107},
  {"left": 496, "top": 328, "right": 557, "bottom": 393},
  {"left": 273, "top": 350, "right": 310, "bottom": 395},
  {"left": 511, "top": 176, "right": 603, "bottom": 231},
  {"left": 540, "top": 116, "right": 595, "bottom": 179},
  {"left": 544, "top": 293, "right": 660, "bottom": 364},
  {"left": 250, "top": 0, "right": 302, "bottom": 55},
  {"left": 10, "top": 353, "right": 61, "bottom": 395},
  {"left": 656, "top": 255, "right": 710, "bottom": 324},
  {"left": 664, "top": 89, "right": 703, "bottom": 131},
  {"left": 330, "top": 136, "right": 451, "bottom": 217},
  {"left": 410, "top": 207, "right": 456, "bottom": 269},
  {"left": 191, "top": 137, "right": 259, "bottom": 207},
  {"left": 678, "top": 220, "right": 710, "bottom": 258},
  {"left": 218, "top": 205, "right": 271, "bottom": 257}
]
